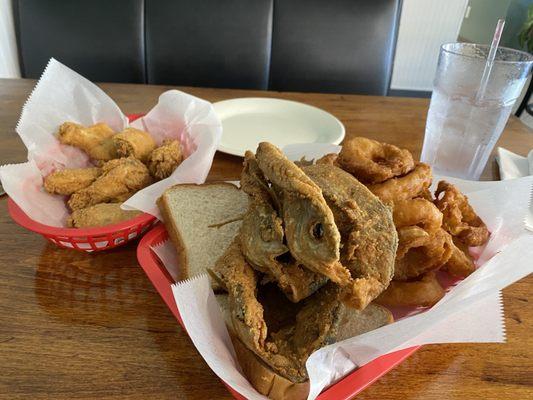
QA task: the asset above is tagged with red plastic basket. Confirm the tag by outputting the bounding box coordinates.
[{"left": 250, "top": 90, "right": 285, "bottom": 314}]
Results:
[
  {"left": 7, "top": 113, "right": 157, "bottom": 252},
  {"left": 137, "top": 224, "right": 420, "bottom": 400},
  {"left": 8, "top": 199, "right": 156, "bottom": 251}
]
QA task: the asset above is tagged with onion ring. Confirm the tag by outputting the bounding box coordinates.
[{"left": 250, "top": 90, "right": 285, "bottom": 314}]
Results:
[
  {"left": 396, "top": 226, "right": 430, "bottom": 259},
  {"left": 434, "top": 181, "right": 489, "bottom": 246},
  {"left": 393, "top": 198, "right": 443, "bottom": 234},
  {"left": 337, "top": 137, "right": 415, "bottom": 184},
  {"left": 368, "top": 162, "right": 432, "bottom": 205},
  {"left": 443, "top": 238, "right": 476, "bottom": 278},
  {"left": 394, "top": 228, "right": 453, "bottom": 281},
  {"left": 375, "top": 272, "right": 444, "bottom": 307}
]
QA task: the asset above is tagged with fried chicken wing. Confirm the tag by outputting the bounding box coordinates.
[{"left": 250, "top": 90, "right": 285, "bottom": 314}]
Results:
[
  {"left": 57, "top": 122, "right": 117, "bottom": 162},
  {"left": 255, "top": 142, "right": 349, "bottom": 285},
  {"left": 67, "top": 203, "right": 142, "bottom": 228},
  {"left": 43, "top": 167, "right": 101, "bottom": 195},
  {"left": 303, "top": 164, "right": 398, "bottom": 309},
  {"left": 112, "top": 127, "right": 156, "bottom": 162},
  {"left": 68, "top": 157, "right": 152, "bottom": 210},
  {"left": 147, "top": 139, "right": 183, "bottom": 179}
]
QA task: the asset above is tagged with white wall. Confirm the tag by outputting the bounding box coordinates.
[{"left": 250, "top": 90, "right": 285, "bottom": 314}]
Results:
[
  {"left": 0, "top": 0, "right": 21, "bottom": 78},
  {"left": 391, "top": 0, "right": 468, "bottom": 91}
]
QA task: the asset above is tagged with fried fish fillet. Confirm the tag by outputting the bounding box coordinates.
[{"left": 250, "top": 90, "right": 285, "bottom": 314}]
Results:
[
  {"left": 240, "top": 152, "right": 327, "bottom": 302},
  {"left": 214, "top": 238, "right": 392, "bottom": 383},
  {"left": 68, "top": 157, "right": 152, "bottom": 210},
  {"left": 254, "top": 142, "right": 350, "bottom": 285},
  {"left": 303, "top": 164, "right": 398, "bottom": 309},
  {"left": 44, "top": 167, "right": 101, "bottom": 195}
]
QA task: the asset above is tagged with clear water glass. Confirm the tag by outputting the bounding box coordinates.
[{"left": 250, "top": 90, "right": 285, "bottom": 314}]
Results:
[{"left": 421, "top": 43, "right": 533, "bottom": 180}]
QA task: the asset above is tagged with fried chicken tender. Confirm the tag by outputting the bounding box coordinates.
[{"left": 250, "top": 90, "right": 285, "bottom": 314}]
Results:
[
  {"left": 434, "top": 181, "right": 490, "bottom": 247},
  {"left": 147, "top": 139, "right": 183, "bottom": 179},
  {"left": 67, "top": 203, "right": 142, "bottom": 228},
  {"left": 44, "top": 167, "right": 101, "bottom": 195},
  {"left": 337, "top": 137, "right": 415, "bottom": 184},
  {"left": 68, "top": 157, "right": 152, "bottom": 210},
  {"left": 57, "top": 122, "right": 117, "bottom": 162},
  {"left": 112, "top": 127, "right": 156, "bottom": 162}
]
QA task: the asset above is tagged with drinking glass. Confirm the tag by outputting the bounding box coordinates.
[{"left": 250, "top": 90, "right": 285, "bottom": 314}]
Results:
[{"left": 421, "top": 43, "right": 533, "bottom": 180}]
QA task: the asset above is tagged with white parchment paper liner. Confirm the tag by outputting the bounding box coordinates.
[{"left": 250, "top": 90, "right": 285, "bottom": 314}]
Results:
[
  {"left": 152, "top": 144, "right": 533, "bottom": 400},
  {"left": 0, "top": 58, "right": 221, "bottom": 226}
]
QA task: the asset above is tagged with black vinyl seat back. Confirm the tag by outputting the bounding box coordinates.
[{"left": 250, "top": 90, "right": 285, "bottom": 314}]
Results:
[
  {"left": 269, "top": 0, "right": 401, "bottom": 95},
  {"left": 14, "top": 0, "right": 145, "bottom": 83},
  {"left": 14, "top": 0, "right": 401, "bottom": 95},
  {"left": 145, "top": 0, "right": 273, "bottom": 89}
]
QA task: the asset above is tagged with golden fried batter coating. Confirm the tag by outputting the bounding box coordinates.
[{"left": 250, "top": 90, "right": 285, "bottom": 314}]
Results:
[
  {"left": 255, "top": 142, "right": 349, "bottom": 285},
  {"left": 44, "top": 167, "right": 101, "bottom": 196},
  {"left": 68, "top": 157, "right": 152, "bottom": 210},
  {"left": 442, "top": 238, "right": 476, "bottom": 278},
  {"left": 303, "top": 164, "right": 398, "bottom": 310},
  {"left": 393, "top": 198, "right": 443, "bottom": 234},
  {"left": 57, "top": 122, "right": 117, "bottom": 162},
  {"left": 240, "top": 151, "right": 327, "bottom": 302},
  {"left": 316, "top": 153, "right": 338, "bottom": 166},
  {"left": 394, "top": 228, "right": 453, "bottom": 281},
  {"left": 375, "top": 271, "right": 444, "bottom": 307},
  {"left": 67, "top": 203, "right": 142, "bottom": 228},
  {"left": 112, "top": 127, "right": 156, "bottom": 162},
  {"left": 434, "top": 181, "right": 489, "bottom": 247},
  {"left": 368, "top": 162, "right": 432, "bottom": 205},
  {"left": 337, "top": 137, "right": 415, "bottom": 184},
  {"left": 213, "top": 239, "right": 388, "bottom": 382},
  {"left": 147, "top": 139, "right": 183, "bottom": 179}
]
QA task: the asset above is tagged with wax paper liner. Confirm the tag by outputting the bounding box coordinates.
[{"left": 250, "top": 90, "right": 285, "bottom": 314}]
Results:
[
  {"left": 158, "top": 143, "right": 533, "bottom": 400},
  {"left": 0, "top": 58, "right": 221, "bottom": 226}
]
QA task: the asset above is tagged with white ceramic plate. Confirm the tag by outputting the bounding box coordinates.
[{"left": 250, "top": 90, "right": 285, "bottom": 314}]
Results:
[{"left": 213, "top": 98, "right": 345, "bottom": 157}]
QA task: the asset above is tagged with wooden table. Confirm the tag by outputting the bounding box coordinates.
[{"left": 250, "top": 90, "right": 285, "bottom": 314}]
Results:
[{"left": 0, "top": 78, "right": 532, "bottom": 400}]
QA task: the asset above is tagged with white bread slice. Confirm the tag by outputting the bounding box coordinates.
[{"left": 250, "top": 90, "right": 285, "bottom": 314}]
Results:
[
  {"left": 215, "top": 293, "right": 392, "bottom": 400},
  {"left": 158, "top": 183, "right": 249, "bottom": 289}
]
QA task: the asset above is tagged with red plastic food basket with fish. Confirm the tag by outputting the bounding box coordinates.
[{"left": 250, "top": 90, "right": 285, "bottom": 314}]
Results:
[{"left": 136, "top": 223, "right": 420, "bottom": 400}]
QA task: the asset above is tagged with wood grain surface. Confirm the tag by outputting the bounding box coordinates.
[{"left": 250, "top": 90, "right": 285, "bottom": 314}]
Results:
[{"left": 0, "top": 78, "right": 531, "bottom": 399}]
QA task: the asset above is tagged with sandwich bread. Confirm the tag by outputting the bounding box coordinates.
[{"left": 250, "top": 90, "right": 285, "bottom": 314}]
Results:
[{"left": 158, "top": 183, "right": 249, "bottom": 289}]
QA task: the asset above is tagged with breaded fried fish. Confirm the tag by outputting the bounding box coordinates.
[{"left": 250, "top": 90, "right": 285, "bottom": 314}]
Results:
[{"left": 303, "top": 164, "right": 398, "bottom": 309}]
